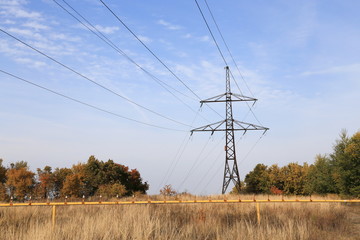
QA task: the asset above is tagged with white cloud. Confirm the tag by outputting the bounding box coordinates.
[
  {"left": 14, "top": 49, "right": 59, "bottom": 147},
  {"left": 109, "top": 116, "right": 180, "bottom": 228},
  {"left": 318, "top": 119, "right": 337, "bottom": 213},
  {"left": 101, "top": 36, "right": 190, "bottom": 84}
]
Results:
[
  {"left": 49, "top": 33, "right": 81, "bottom": 42},
  {"left": 301, "top": 63, "right": 360, "bottom": 76},
  {"left": 138, "top": 35, "right": 152, "bottom": 43},
  {"left": 94, "top": 24, "right": 119, "bottom": 34},
  {"left": 182, "top": 33, "right": 210, "bottom": 42},
  {"left": 1, "top": 5, "right": 42, "bottom": 19},
  {"left": 199, "top": 35, "right": 210, "bottom": 42},
  {"left": 0, "top": 0, "right": 27, "bottom": 6},
  {"left": 2, "top": 19, "right": 16, "bottom": 24},
  {"left": 14, "top": 57, "right": 46, "bottom": 68},
  {"left": 7, "top": 27, "right": 43, "bottom": 39},
  {"left": 157, "top": 19, "right": 182, "bottom": 30},
  {"left": 22, "top": 21, "right": 49, "bottom": 30}
]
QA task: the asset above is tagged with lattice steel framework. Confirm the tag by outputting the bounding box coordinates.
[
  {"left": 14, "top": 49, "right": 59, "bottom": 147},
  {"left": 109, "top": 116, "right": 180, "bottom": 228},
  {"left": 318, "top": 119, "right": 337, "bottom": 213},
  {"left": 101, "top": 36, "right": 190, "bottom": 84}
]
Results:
[{"left": 191, "top": 66, "right": 268, "bottom": 194}]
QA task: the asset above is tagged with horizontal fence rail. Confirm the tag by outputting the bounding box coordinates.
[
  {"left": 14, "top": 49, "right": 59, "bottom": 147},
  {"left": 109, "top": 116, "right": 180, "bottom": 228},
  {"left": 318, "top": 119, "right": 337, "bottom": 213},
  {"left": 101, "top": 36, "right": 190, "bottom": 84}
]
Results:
[
  {"left": 1, "top": 198, "right": 359, "bottom": 228},
  {"left": 1, "top": 199, "right": 360, "bottom": 207}
]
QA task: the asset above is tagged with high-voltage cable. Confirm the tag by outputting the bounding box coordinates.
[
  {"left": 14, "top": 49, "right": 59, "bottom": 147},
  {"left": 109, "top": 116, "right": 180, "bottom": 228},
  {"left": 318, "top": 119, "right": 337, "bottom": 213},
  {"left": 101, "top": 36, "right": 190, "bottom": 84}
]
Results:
[
  {"left": 99, "top": 0, "right": 223, "bottom": 119},
  {"left": 0, "top": 69, "right": 186, "bottom": 132},
  {"left": 0, "top": 28, "right": 191, "bottom": 128}
]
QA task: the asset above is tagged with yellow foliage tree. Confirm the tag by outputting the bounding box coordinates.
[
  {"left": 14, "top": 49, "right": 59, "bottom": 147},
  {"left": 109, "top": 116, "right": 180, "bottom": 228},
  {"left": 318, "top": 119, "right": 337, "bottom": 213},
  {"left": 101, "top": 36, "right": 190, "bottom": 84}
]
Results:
[{"left": 6, "top": 166, "right": 35, "bottom": 199}]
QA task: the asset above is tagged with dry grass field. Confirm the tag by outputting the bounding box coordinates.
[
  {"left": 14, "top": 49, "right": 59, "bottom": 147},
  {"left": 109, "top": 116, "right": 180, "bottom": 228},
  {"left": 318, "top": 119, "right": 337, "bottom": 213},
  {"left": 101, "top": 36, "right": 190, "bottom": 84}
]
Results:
[{"left": 0, "top": 195, "right": 359, "bottom": 240}]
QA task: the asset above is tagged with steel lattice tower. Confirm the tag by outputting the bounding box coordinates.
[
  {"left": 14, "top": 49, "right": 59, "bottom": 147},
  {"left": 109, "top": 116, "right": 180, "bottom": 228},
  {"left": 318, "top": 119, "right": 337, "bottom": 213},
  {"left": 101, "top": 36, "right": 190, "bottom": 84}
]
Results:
[{"left": 191, "top": 66, "right": 268, "bottom": 194}]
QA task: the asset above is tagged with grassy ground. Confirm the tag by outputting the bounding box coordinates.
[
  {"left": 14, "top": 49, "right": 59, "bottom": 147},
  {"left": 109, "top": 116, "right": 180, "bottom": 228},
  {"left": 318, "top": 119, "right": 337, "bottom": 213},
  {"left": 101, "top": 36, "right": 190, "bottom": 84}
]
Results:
[{"left": 0, "top": 195, "right": 359, "bottom": 240}]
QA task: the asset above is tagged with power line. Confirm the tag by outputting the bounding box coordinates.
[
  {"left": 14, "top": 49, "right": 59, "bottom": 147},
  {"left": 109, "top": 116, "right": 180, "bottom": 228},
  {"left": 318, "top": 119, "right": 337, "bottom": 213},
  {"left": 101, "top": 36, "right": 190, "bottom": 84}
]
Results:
[
  {"left": 198, "top": 134, "right": 244, "bottom": 193},
  {"left": 0, "top": 69, "right": 186, "bottom": 132},
  {"left": 0, "top": 28, "right": 191, "bottom": 128},
  {"left": 158, "top": 109, "right": 201, "bottom": 189},
  {"left": 54, "top": 0, "right": 197, "bottom": 103},
  {"left": 229, "top": 70, "right": 263, "bottom": 126},
  {"left": 238, "top": 131, "right": 267, "bottom": 165},
  {"left": 194, "top": 0, "right": 228, "bottom": 66},
  {"left": 203, "top": 0, "right": 255, "bottom": 98},
  {"left": 100, "top": 0, "right": 201, "bottom": 101},
  {"left": 194, "top": 0, "right": 263, "bottom": 126},
  {"left": 187, "top": 134, "right": 225, "bottom": 192},
  {"left": 177, "top": 135, "right": 212, "bottom": 190},
  {"left": 99, "top": 0, "right": 223, "bottom": 119},
  {"left": 54, "top": 0, "right": 210, "bottom": 124},
  {"left": 161, "top": 133, "right": 192, "bottom": 187}
]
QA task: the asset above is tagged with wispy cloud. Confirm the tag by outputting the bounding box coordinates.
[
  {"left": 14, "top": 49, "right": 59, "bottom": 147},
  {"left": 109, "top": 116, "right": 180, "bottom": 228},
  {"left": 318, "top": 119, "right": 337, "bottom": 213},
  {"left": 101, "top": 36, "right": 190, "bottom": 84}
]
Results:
[
  {"left": 301, "top": 63, "right": 360, "bottom": 76},
  {"left": 14, "top": 56, "right": 46, "bottom": 68},
  {"left": 2, "top": 19, "right": 16, "bottom": 24},
  {"left": 22, "top": 21, "right": 49, "bottom": 30},
  {"left": 157, "top": 19, "right": 182, "bottom": 30},
  {"left": 199, "top": 35, "right": 210, "bottom": 42},
  {"left": 0, "top": 2, "right": 42, "bottom": 20},
  {"left": 182, "top": 33, "right": 192, "bottom": 39},
  {"left": 138, "top": 35, "right": 152, "bottom": 43},
  {"left": 49, "top": 33, "right": 81, "bottom": 42},
  {"left": 286, "top": 2, "right": 317, "bottom": 46},
  {"left": 182, "top": 33, "right": 210, "bottom": 42},
  {"left": 93, "top": 24, "right": 119, "bottom": 34},
  {"left": 7, "top": 27, "right": 43, "bottom": 39}
]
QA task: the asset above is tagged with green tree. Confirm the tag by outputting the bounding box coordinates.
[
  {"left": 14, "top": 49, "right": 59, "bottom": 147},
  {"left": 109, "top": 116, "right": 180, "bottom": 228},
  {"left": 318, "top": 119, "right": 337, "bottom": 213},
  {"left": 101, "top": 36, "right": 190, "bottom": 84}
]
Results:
[
  {"left": 332, "top": 130, "right": 360, "bottom": 197},
  {"left": 244, "top": 163, "right": 270, "bottom": 194},
  {"left": 82, "top": 156, "right": 149, "bottom": 196},
  {"left": 0, "top": 159, "right": 7, "bottom": 184},
  {"left": 0, "top": 159, "right": 8, "bottom": 201},
  {"left": 306, "top": 155, "right": 337, "bottom": 195},
  {"left": 268, "top": 164, "right": 285, "bottom": 193}
]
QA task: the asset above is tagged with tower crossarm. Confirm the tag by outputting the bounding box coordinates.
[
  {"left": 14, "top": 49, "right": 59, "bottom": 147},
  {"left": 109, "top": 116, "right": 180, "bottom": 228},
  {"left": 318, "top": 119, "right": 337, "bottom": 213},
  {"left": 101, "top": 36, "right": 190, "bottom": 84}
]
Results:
[
  {"left": 190, "top": 119, "right": 268, "bottom": 134},
  {"left": 200, "top": 93, "right": 257, "bottom": 104},
  {"left": 233, "top": 120, "right": 269, "bottom": 133},
  {"left": 190, "top": 120, "right": 226, "bottom": 135}
]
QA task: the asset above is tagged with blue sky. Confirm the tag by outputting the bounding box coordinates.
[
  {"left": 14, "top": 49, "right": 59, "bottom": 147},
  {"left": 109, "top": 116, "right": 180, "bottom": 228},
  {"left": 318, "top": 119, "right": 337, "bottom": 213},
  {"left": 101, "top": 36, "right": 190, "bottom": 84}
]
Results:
[{"left": 0, "top": 0, "right": 359, "bottom": 194}]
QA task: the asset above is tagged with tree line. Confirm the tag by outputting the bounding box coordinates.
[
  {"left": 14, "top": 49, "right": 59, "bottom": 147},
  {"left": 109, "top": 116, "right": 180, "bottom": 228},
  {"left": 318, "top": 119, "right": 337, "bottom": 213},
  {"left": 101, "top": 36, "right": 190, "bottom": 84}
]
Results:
[
  {"left": 0, "top": 155, "right": 149, "bottom": 201},
  {"left": 233, "top": 130, "right": 360, "bottom": 197}
]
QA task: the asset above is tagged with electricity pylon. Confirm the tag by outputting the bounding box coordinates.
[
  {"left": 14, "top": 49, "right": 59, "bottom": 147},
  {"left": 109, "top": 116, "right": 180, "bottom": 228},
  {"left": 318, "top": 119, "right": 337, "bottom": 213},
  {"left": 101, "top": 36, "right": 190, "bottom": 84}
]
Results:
[{"left": 191, "top": 66, "right": 268, "bottom": 194}]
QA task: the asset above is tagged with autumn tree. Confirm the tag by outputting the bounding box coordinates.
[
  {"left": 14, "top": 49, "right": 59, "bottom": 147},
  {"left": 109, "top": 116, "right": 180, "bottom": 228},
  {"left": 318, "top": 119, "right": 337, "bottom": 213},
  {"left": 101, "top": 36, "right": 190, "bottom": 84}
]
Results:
[
  {"left": 96, "top": 183, "right": 126, "bottom": 198},
  {"left": 6, "top": 161, "right": 35, "bottom": 199},
  {"left": 160, "top": 184, "right": 177, "bottom": 196},
  {"left": 282, "top": 162, "right": 309, "bottom": 195},
  {"left": 36, "top": 166, "right": 54, "bottom": 199},
  {"left": 61, "top": 163, "right": 86, "bottom": 197},
  {"left": 127, "top": 168, "right": 149, "bottom": 194},
  {"left": 52, "top": 167, "right": 72, "bottom": 197},
  {"left": 61, "top": 173, "right": 82, "bottom": 197}
]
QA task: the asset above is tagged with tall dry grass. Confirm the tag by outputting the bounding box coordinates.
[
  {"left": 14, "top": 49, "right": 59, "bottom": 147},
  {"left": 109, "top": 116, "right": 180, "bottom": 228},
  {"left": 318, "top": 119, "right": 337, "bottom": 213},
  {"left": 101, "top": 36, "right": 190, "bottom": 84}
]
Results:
[{"left": 0, "top": 195, "right": 358, "bottom": 240}]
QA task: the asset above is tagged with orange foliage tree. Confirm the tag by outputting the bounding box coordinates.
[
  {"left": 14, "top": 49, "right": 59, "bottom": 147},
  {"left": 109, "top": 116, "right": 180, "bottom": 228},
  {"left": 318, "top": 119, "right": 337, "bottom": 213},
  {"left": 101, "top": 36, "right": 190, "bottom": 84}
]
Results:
[{"left": 6, "top": 162, "right": 35, "bottom": 199}]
